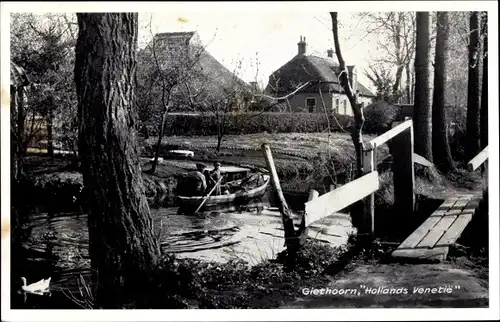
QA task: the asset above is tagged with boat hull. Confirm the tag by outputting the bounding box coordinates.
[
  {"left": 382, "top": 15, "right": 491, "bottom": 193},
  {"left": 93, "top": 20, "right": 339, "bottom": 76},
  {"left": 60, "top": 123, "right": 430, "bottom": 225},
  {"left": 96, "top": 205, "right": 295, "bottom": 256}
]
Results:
[{"left": 177, "top": 175, "right": 270, "bottom": 210}]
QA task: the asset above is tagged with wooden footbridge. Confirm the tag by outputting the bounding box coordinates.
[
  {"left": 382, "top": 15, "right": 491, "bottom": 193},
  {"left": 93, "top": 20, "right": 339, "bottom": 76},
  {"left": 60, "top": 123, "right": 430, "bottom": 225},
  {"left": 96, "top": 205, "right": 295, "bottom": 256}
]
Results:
[{"left": 268, "top": 119, "right": 488, "bottom": 263}]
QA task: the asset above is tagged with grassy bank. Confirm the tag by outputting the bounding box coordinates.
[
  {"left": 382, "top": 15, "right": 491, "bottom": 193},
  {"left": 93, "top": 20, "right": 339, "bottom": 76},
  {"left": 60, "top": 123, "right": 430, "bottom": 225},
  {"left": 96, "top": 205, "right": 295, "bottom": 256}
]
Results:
[
  {"left": 61, "top": 238, "right": 357, "bottom": 309},
  {"left": 142, "top": 132, "right": 385, "bottom": 194},
  {"left": 144, "top": 132, "right": 482, "bottom": 200},
  {"left": 22, "top": 132, "right": 483, "bottom": 212}
]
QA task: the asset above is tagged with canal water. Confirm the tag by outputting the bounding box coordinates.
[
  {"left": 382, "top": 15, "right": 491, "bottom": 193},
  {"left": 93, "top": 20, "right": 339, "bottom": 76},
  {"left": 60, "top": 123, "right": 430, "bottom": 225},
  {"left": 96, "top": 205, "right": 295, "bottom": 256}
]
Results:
[{"left": 10, "top": 191, "right": 354, "bottom": 309}]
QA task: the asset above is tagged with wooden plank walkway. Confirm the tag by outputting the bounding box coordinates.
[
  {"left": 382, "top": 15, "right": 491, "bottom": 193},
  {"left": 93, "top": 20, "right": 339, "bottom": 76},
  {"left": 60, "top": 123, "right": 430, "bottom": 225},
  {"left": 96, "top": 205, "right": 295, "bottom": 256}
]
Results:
[{"left": 392, "top": 192, "right": 483, "bottom": 262}]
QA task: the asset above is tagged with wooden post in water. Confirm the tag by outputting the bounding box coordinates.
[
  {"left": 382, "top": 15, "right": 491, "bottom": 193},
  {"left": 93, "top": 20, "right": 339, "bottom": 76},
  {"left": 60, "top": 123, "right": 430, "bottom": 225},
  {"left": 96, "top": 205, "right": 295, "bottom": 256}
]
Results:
[
  {"left": 390, "top": 123, "right": 415, "bottom": 217},
  {"left": 362, "top": 148, "right": 376, "bottom": 236},
  {"left": 261, "top": 143, "right": 298, "bottom": 250}
]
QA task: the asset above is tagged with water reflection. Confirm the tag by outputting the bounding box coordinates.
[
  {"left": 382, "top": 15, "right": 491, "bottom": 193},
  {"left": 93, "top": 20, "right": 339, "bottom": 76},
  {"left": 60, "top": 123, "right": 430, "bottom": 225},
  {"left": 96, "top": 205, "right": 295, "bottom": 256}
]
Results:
[
  {"left": 11, "top": 196, "right": 272, "bottom": 309},
  {"left": 11, "top": 190, "right": 353, "bottom": 309}
]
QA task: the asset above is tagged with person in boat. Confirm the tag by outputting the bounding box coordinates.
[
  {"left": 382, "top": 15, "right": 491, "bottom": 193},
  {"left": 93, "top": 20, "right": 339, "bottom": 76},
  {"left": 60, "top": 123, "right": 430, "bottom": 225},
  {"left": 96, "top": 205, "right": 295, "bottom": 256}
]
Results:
[
  {"left": 210, "top": 161, "right": 222, "bottom": 195},
  {"left": 200, "top": 165, "right": 212, "bottom": 193},
  {"left": 177, "top": 164, "right": 208, "bottom": 197}
]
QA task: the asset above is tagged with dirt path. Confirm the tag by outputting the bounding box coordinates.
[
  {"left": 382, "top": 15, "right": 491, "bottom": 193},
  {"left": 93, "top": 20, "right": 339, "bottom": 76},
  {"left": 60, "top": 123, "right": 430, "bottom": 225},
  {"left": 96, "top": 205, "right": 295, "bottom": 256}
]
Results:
[{"left": 280, "top": 259, "right": 488, "bottom": 308}]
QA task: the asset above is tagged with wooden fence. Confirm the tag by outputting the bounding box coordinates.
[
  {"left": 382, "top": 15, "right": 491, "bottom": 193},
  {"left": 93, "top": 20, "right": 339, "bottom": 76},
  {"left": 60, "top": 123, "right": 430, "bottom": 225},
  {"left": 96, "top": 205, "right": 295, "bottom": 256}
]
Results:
[
  {"left": 467, "top": 146, "right": 489, "bottom": 172},
  {"left": 303, "top": 119, "right": 416, "bottom": 236}
]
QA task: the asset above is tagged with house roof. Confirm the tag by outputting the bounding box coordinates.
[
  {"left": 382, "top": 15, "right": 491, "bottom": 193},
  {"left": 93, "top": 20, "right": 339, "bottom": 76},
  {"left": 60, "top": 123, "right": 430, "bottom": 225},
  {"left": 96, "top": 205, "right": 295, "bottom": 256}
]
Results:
[
  {"left": 266, "top": 54, "right": 375, "bottom": 98},
  {"left": 143, "top": 31, "right": 251, "bottom": 97},
  {"left": 196, "top": 48, "right": 250, "bottom": 94},
  {"left": 153, "top": 31, "right": 196, "bottom": 45}
]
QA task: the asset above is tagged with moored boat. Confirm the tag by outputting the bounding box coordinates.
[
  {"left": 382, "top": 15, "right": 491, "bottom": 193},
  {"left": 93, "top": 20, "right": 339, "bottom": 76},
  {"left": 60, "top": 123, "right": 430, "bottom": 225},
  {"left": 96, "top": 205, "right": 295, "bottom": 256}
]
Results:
[{"left": 177, "top": 174, "right": 270, "bottom": 210}]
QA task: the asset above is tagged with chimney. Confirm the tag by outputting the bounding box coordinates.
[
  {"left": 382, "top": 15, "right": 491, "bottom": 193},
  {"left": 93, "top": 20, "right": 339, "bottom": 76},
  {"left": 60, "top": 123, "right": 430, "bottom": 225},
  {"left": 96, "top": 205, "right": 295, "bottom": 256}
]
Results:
[
  {"left": 249, "top": 81, "right": 258, "bottom": 92},
  {"left": 297, "top": 36, "right": 307, "bottom": 55},
  {"left": 327, "top": 49, "right": 334, "bottom": 58}
]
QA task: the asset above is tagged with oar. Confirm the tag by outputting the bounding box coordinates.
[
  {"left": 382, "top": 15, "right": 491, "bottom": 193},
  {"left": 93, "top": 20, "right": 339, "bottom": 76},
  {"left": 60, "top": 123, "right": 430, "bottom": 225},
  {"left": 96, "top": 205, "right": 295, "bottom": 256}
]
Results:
[{"left": 193, "top": 175, "right": 225, "bottom": 214}]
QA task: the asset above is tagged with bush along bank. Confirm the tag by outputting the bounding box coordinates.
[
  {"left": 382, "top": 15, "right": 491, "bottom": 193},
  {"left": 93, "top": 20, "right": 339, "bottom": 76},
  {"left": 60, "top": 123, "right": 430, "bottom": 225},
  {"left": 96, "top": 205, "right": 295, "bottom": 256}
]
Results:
[
  {"left": 15, "top": 171, "right": 178, "bottom": 210},
  {"left": 142, "top": 112, "right": 354, "bottom": 137}
]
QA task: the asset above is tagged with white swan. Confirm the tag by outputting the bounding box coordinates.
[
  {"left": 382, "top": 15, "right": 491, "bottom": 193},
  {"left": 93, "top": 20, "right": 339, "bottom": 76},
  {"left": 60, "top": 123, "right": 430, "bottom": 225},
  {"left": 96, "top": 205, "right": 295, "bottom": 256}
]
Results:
[{"left": 21, "top": 277, "right": 51, "bottom": 293}]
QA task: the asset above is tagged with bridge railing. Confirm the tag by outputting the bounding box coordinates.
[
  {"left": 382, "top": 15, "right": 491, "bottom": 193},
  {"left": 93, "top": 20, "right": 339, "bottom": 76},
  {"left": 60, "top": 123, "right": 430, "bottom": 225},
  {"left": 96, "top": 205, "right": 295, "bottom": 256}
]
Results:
[
  {"left": 304, "top": 120, "right": 415, "bottom": 236},
  {"left": 467, "top": 146, "right": 488, "bottom": 172}
]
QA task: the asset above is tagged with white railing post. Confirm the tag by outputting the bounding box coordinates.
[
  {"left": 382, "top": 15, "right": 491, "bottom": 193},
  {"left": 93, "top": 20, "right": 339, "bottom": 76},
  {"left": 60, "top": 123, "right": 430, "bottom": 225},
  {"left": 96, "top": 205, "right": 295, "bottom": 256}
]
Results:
[{"left": 362, "top": 147, "right": 376, "bottom": 235}]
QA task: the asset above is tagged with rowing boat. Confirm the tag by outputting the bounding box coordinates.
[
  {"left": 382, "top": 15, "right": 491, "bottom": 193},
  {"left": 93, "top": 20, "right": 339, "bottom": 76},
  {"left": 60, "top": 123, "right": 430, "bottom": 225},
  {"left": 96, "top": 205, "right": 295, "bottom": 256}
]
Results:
[{"left": 177, "top": 175, "right": 270, "bottom": 209}]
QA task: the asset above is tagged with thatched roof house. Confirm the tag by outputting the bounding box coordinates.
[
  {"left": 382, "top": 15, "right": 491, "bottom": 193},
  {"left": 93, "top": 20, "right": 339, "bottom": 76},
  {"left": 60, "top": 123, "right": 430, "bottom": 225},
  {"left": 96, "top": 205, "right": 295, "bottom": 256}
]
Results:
[
  {"left": 140, "top": 31, "right": 252, "bottom": 111},
  {"left": 264, "top": 36, "right": 375, "bottom": 115},
  {"left": 265, "top": 37, "right": 374, "bottom": 97}
]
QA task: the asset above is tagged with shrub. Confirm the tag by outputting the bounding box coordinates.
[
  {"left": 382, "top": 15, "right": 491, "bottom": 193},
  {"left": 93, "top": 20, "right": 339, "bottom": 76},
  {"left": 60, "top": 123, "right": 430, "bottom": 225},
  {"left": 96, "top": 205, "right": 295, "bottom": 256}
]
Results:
[
  {"left": 142, "top": 112, "right": 353, "bottom": 137},
  {"left": 363, "top": 100, "right": 399, "bottom": 134},
  {"left": 447, "top": 104, "right": 468, "bottom": 162}
]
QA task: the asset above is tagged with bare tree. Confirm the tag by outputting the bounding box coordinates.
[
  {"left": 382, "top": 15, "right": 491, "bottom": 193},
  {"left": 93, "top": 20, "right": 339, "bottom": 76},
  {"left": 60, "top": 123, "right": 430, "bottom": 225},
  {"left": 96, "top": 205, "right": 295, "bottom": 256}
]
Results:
[
  {"left": 330, "top": 12, "right": 373, "bottom": 243},
  {"left": 137, "top": 20, "right": 208, "bottom": 173},
  {"left": 185, "top": 58, "right": 251, "bottom": 153},
  {"left": 432, "top": 12, "right": 453, "bottom": 173},
  {"left": 359, "top": 12, "right": 416, "bottom": 102},
  {"left": 74, "top": 13, "right": 161, "bottom": 307},
  {"left": 364, "top": 64, "right": 394, "bottom": 102},
  {"left": 331, "top": 12, "right": 365, "bottom": 175},
  {"left": 480, "top": 12, "right": 488, "bottom": 150},
  {"left": 413, "top": 12, "right": 433, "bottom": 161},
  {"left": 466, "top": 11, "right": 481, "bottom": 161}
]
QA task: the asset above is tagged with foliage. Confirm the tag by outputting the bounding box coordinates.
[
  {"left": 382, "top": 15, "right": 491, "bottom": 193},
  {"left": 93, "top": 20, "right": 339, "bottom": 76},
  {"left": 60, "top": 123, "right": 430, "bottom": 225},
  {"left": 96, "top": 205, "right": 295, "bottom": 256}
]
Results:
[
  {"left": 124, "top": 239, "right": 351, "bottom": 309},
  {"left": 183, "top": 57, "right": 253, "bottom": 152},
  {"left": 362, "top": 100, "right": 399, "bottom": 134},
  {"left": 364, "top": 65, "right": 395, "bottom": 101},
  {"left": 10, "top": 13, "right": 78, "bottom": 154},
  {"left": 275, "top": 240, "right": 349, "bottom": 277},
  {"left": 136, "top": 31, "right": 205, "bottom": 125},
  {"left": 143, "top": 112, "right": 354, "bottom": 137},
  {"left": 357, "top": 12, "right": 416, "bottom": 102}
]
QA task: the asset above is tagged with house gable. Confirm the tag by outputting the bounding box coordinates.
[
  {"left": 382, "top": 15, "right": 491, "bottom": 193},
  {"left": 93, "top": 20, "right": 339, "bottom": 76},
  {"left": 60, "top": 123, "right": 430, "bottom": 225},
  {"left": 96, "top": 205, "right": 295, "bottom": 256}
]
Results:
[{"left": 265, "top": 36, "right": 375, "bottom": 99}]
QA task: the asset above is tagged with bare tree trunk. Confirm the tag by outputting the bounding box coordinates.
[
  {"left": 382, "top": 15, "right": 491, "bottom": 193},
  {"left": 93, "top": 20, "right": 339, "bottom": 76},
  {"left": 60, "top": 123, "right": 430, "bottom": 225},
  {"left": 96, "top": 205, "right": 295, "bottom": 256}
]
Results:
[
  {"left": 432, "top": 12, "right": 453, "bottom": 173},
  {"left": 405, "top": 63, "right": 412, "bottom": 104},
  {"left": 330, "top": 13, "right": 364, "bottom": 175},
  {"left": 331, "top": 12, "right": 372, "bottom": 242},
  {"left": 47, "top": 105, "right": 54, "bottom": 161},
  {"left": 393, "top": 65, "right": 404, "bottom": 101},
  {"left": 216, "top": 112, "right": 222, "bottom": 153},
  {"left": 480, "top": 12, "right": 488, "bottom": 150},
  {"left": 217, "top": 129, "right": 222, "bottom": 153},
  {"left": 413, "top": 12, "right": 433, "bottom": 161},
  {"left": 75, "top": 13, "right": 161, "bottom": 308},
  {"left": 151, "top": 108, "right": 168, "bottom": 174},
  {"left": 466, "top": 12, "right": 481, "bottom": 161},
  {"left": 16, "top": 86, "right": 25, "bottom": 179},
  {"left": 11, "top": 86, "right": 19, "bottom": 182}
]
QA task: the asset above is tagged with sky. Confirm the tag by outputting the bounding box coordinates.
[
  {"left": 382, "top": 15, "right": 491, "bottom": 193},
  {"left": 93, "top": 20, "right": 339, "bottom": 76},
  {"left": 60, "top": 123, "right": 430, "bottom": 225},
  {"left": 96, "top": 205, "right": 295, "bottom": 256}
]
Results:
[
  {"left": 5, "top": 1, "right": 496, "bottom": 92},
  {"left": 138, "top": 11, "right": 383, "bottom": 89}
]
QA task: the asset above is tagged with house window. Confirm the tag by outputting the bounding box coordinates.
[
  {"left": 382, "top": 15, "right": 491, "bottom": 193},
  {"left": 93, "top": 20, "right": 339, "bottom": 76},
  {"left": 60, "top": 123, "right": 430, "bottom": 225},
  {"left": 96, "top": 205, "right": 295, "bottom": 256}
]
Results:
[
  {"left": 343, "top": 100, "right": 347, "bottom": 115},
  {"left": 306, "top": 98, "right": 316, "bottom": 113}
]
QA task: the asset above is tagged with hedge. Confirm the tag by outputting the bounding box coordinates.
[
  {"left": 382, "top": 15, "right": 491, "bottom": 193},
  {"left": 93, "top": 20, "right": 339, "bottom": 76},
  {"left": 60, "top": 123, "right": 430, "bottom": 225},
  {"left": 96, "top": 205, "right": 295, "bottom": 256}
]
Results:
[{"left": 142, "top": 112, "right": 353, "bottom": 137}]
